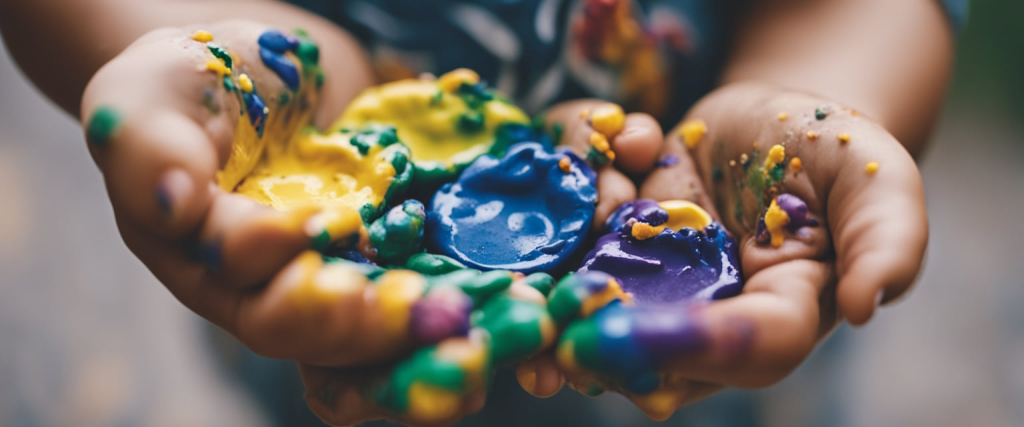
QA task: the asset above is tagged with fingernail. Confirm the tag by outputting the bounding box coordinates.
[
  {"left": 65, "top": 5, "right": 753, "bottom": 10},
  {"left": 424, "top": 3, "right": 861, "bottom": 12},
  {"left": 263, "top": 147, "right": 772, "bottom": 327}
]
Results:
[
  {"left": 305, "top": 214, "right": 330, "bottom": 252},
  {"left": 86, "top": 105, "right": 122, "bottom": 147},
  {"left": 875, "top": 289, "right": 886, "bottom": 308},
  {"left": 156, "top": 169, "right": 193, "bottom": 220}
]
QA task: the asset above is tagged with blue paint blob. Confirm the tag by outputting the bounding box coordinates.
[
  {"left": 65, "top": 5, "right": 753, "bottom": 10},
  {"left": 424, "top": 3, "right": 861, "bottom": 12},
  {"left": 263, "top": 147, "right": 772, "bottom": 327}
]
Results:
[
  {"left": 580, "top": 200, "right": 743, "bottom": 303},
  {"left": 426, "top": 142, "right": 597, "bottom": 274},
  {"left": 258, "top": 30, "right": 299, "bottom": 53},
  {"left": 242, "top": 91, "right": 267, "bottom": 136},
  {"left": 260, "top": 48, "right": 301, "bottom": 90}
]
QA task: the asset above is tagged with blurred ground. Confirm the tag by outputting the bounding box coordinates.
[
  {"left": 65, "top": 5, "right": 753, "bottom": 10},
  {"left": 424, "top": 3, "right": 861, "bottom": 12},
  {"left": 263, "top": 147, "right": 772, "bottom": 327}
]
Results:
[{"left": 1, "top": 2, "right": 1021, "bottom": 426}]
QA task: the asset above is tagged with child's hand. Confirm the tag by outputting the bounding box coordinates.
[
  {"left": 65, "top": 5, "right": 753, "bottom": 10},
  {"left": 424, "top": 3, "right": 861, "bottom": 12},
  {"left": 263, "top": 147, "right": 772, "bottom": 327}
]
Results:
[
  {"left": 549, "top": 82, "right": 927, "bottom": 418},
  {"left": 76, "top": 22, "right": 438, "bottom": 366},
  {"left": 543, "top": 100, "right": 665, "bottom": 226}
]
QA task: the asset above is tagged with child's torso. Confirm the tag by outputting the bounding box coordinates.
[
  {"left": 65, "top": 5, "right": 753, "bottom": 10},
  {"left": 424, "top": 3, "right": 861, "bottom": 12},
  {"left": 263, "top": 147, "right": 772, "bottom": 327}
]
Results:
[{"left": 289, "top": 0, "right": 744, "bottom": 122}]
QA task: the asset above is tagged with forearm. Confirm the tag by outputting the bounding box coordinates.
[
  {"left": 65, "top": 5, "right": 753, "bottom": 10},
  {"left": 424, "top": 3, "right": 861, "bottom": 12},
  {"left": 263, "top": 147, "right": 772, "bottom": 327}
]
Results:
[
  {"left": 721, "top": 0, "right": 953, "bottom": 156},
  {"left": 0, "top": 0, "right": 372, "bottom": 119}
]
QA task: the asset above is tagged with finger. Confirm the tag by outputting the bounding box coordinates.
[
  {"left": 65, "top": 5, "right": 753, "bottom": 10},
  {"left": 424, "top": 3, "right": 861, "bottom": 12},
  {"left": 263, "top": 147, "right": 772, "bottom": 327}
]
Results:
[
  {"left": 303, "top": 360, "right": 488, "bottom": 426},
  {"left": 829, "top": 136, "right": 927, "bottom": 325},
  {"left": 663, "top": 259, "right": 833, "bottom": 388},
  {"left": 640, "top": 131, "right": 720, "bottom": 219},
  {"left": 82, "top": 30, "right": 239, "bottom": 238},
  {"left": 612, "top": 113, "right": 663, "bottom": 174},
  {"left": 196, "top": 191, "right": 321, "bottom": 287},
  {"left": 516, "top": 352, "right": 565, "bottom": 398},
  {"left": 594, "top": 166, "right": 637, "bottom": 228},
  {"left": 544, "top": 100, "right": 663, "bottom": 173}
]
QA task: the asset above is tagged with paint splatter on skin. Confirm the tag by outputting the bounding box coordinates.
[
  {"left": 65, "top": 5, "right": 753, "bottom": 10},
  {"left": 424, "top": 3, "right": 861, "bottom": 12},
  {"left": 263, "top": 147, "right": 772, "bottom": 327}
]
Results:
[
  {"left": 190, "top": 30, "right": 213, "bottom": 43},
  {"left": 679, "top": 119, "right": 707, "bottom": 149},
  {"left": 806, "top": 130, "right": 818, "bottom": 140},
  {"left": 258, "top": 29, "right": 302, "bottom": 90},
  {"left": 838, "top": 133, "right": 851, "bottom": 144},
  {"left": 815, "top": 104, "right": 831, "bottom": 120},
  {"left": 86, "top": 106, "right": 121, "bottom": 147},
  {"left": 582, "top": 103, "right": 624, "bottom": 166},
  {"left": 777, "top": 112, "right": 788, "bottom": 121},
  {"left": 655, "top": 154, "right": 679, "bottom": 168},
  {"left": 865, "top": 161, "right": 879, "bottom": 174},
  {"left": 590, "top": 103, "right": 625, "bottom": 136}
]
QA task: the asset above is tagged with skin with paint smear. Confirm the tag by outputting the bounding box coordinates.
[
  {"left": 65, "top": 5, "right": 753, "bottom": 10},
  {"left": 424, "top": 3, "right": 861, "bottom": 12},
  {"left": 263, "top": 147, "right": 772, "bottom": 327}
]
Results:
[{"left": 0, "top": 0, "right": 947, "bottom": 423}]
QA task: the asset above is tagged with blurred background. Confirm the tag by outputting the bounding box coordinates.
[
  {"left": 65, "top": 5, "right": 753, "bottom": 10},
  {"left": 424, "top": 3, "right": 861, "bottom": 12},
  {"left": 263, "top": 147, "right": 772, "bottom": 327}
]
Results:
[{"left": 1, "top": 1, "right": 1021, "bottom": 426}]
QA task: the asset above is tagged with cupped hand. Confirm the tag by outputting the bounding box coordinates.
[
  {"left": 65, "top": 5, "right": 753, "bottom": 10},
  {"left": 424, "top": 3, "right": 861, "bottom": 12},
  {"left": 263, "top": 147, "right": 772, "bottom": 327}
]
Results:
[{"left": 524, "top": 83, "right": 927, "bottom": 418}]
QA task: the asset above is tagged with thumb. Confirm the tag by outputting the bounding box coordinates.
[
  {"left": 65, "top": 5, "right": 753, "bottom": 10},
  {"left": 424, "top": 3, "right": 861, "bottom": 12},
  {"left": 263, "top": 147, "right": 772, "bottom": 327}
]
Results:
[{"left": 829, "top": 134, "right": 928, "bottom": 325}]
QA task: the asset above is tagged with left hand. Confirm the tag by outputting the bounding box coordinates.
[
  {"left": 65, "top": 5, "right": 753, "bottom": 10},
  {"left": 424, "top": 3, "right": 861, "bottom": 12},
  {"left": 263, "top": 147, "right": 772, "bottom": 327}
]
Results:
[{"left": 521, "top": 83, "right": 928, "bottom": 418}]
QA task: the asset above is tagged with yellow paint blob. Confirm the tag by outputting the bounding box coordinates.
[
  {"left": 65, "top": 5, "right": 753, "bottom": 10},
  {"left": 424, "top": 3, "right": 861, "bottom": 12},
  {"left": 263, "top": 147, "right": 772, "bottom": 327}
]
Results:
[
  {"left": 437, "top": 68, "right": 480, "bottom": 92},
  {"left": 865, "top": 161, "right": 879, "bottom": 174},
  {"left": 407, "top": 383, "right": 462, "bottom": 422},
  {"left": 679, "top": 119, "right": 707, "bottom": 149},
  {"left": 205, "top": 59, "right": 230, "bottom": 77},
  {"left": 335, "top": 71, "right": 529, "bottom": 166},
  {"left": 238, "top": 74, "right": 254, "bottom": 93},
  {"left": 589, "top": 131, "right": 611, "bottom": 152},
  {"left": 290, "top": 252, "right": 371, "bottom": 305},
  {"left": 764, "top": 144, "right": 786, "bottom": 170},
  {"left": 375, "top": 270, "right": 428, "bottom": 335},
  {"left": 190, "top": 30, "right": 214, "bottom": 43},
  {"left": 581, "top": 278, "right": 631, "bottom": 317},
  {"left": 231, "top": 131, "right": 401, "bottom": 227},
  {"left": 635, "top": 390, "right": 679, "bottom": 421},
  {"left": 659, "top": 200, "right": 713, "bottom": 232},
  {"left": 806, "top": 130, "right": 818, "bottom": 140},
  {"left": 631, "top": 222, "right": 665, "bottom": 240},
  {"left": 557, "top": 341, "right": 578, "bottom": 371},
  {"left": 777, "top": 112, "right": 788, "bottom": 121},
  {"left": 764, "top": 199, "right": 790, "bottom": 248},
  {"left": 590, "top": 103, "right": 626, "bottom": 136},
  {"left": 838, "top": 133, "right": 851, "bottom": 144}
]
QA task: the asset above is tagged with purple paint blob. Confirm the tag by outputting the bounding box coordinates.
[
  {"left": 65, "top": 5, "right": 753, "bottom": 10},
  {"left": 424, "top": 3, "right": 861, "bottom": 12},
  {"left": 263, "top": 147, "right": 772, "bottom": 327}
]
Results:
[
  {"left": 775, "top": 193, "right": 819, "bottom": 230},
  {"left": 580, "top": 200, "right": 742, "bottom": 303},
  {"left": 601, "top": 199, "right": 668, "bottom": 235},
  {"left": 409, "top": 286, "right": 472, "bottom": 345},
  {"left": 654, "top": 155, "right": 680, "bottom": 168}
]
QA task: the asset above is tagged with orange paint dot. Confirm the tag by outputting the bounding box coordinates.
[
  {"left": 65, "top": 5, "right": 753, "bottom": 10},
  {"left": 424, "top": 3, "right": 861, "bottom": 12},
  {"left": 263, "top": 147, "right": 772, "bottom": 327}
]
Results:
[
  {"left": 559, "top": 157, "right": 572, "bottom": 173},
  {"left": 838, "top": 133, "right": 851, "bottom": 144},
  {"left": 790, "top": 157, "right": 802, "bottom": 172},
  {"left": 777, "top": 112, "right": 788, "bottom": 121},
  {"left": 806, "top": 131, "right": 818, "bottom": 140}
]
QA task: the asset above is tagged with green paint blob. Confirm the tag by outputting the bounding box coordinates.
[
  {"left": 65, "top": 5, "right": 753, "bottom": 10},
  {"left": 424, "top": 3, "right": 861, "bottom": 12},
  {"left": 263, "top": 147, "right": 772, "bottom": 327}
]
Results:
[
  {"left": 473, "top": 295, "right": 546, "bottom": 364},
  {"left": 296, "top": 39, "right": 320, "bottom": 68},
  {"left": 457, "top": 111, "right": 485, "bottom": 133},
  {"left": 547, "top": 274, "right": 585, "bottom": 324},
  {"left": 311, "top": 229, "right": 331, "bottom": 253},
  {"left": 368, "top": 200, "right": 425, "bottom": 264},
  {"left": 86, "top": 106, "right": 121, "bottom": 147},
  {"left": 207, "top": 44, "right": 233, "bottom": 69},
  {"left": 523, "top": 273, "right": 554, "bottom": 296},
  {"left": 403, "top": 253, "right": 467, "bottom": 276}
]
